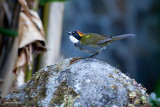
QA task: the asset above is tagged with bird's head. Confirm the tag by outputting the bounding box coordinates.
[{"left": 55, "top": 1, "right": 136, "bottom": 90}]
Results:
[{"left": 68, "top": 31, "right": 84, "bottom": 44}]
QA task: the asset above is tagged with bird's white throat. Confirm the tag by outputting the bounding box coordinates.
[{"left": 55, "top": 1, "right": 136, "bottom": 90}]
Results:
[{"left": 69, "top": 35, "right": 79, "bottom": 43}]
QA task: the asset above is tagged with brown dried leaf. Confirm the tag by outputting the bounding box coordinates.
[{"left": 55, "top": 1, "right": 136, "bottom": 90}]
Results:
[
  {"left": 18, "top": 10, "right": 46, "bottom": 50},
  {"left": 13, "top": 45, "right": 33, "bottom": 74},
  {"left": 14, "top": 0, "right": 46, "bottom": 75},
  {"left": 13, "top": 0, "right": 46, "bottom": 86},
  {"left": 13, "top": 49, "right": 26, "bottom": 73},
  {"left": 17, "top": 49, "right": 26, "bottom": 67},
  {"left": 18, "top": 0, "right": 46, "bottom": 51},
  {"left": 25, "top": 44, "right": 33, "bottom": 70},
  {"left": 26, "top": 0, "right": 35, "bottom": 9}
]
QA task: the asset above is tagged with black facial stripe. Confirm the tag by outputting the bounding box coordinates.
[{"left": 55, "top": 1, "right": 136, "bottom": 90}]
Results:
[
  {"left": 72, "top": 31, "right": 81, "bottom": 40},
  {"left": 75, "top": 32, "right": 81, "bottom": 40}
]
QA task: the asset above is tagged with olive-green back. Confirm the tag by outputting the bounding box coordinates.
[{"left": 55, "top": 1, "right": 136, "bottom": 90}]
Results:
[{"left": 80, "top": 33, "right": 111, "bottom": 46}]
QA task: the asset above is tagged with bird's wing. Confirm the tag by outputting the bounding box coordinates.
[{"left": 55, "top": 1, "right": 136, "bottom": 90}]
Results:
[{"left": 80, "top": 33, "right": 107, "bottom": 45}]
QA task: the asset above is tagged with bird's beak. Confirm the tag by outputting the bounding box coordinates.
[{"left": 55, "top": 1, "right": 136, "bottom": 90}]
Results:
[{"left": 67, "top": 32, "right": 72, "bottom": 35}]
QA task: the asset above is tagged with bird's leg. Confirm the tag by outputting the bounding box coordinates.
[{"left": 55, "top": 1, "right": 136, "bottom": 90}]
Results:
[{"left": 88, "top": 52, "right": 99, "bottom": 58}]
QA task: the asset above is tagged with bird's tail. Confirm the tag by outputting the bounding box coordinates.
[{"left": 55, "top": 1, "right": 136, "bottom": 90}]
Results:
[
  {"left": 97, "top": 34, "right": 135, "bottom": 44},
  {"left": 111, "top": 34, "right": 136, "bottom": 41}
]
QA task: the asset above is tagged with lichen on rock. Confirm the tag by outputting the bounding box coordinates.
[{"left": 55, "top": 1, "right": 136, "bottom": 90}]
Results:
[{"left": 0, "top": 58, "right": 150, "bottom": 107}]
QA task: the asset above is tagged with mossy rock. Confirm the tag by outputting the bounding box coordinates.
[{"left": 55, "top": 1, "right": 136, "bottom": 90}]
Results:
[{"left": 0, "top": 58, "right": 150, "bottom": 107}]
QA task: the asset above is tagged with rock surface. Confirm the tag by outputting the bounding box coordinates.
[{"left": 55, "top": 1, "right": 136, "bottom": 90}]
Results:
[{"left": 0, "top": 58, "right": 150, "bottom": 107}]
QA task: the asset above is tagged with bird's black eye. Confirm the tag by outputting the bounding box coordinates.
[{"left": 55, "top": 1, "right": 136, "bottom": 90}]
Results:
[{"left": 72, "top": 31, "right": 77, "bottom": 35}]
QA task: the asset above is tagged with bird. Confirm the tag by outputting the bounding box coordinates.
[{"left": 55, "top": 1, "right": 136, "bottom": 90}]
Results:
[{"left": 68, "top": 31, "right": 135, "bottom": 57}]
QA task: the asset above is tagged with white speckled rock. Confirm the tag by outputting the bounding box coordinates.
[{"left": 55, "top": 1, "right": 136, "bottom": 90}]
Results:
[{"left": 0, "top": 58, "right": 150, "bottom": 107}]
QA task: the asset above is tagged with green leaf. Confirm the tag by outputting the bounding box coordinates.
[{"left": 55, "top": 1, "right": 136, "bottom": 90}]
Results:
[
  {"left": 0, "top": 28, "right": 17, "bottom": 37},
  {"left": 155, "top": 78, "right": 160, "bottom": 97},
  {"left": 40, "top": 0, "right": 68, "bottom": 6}
]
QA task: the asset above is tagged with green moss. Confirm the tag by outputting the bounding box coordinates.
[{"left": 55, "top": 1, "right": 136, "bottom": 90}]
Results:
[
  {"left": 54, "top": 63, "right": 63, "bottom": 72},
  {"left": 112, "top": 69, "right": 118, "bottom": 74},
  {"left": 50, "top": 81, "right": 79, "bottom": 106},
  {"left": 1, "top": 66, "right": 54, "bottom": 106},
  {"left": 21, "top": 70, "right": 50, "bottom": 105},
  {"left": 128, "top": 91, "right": 150, "bottom": 106}
]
